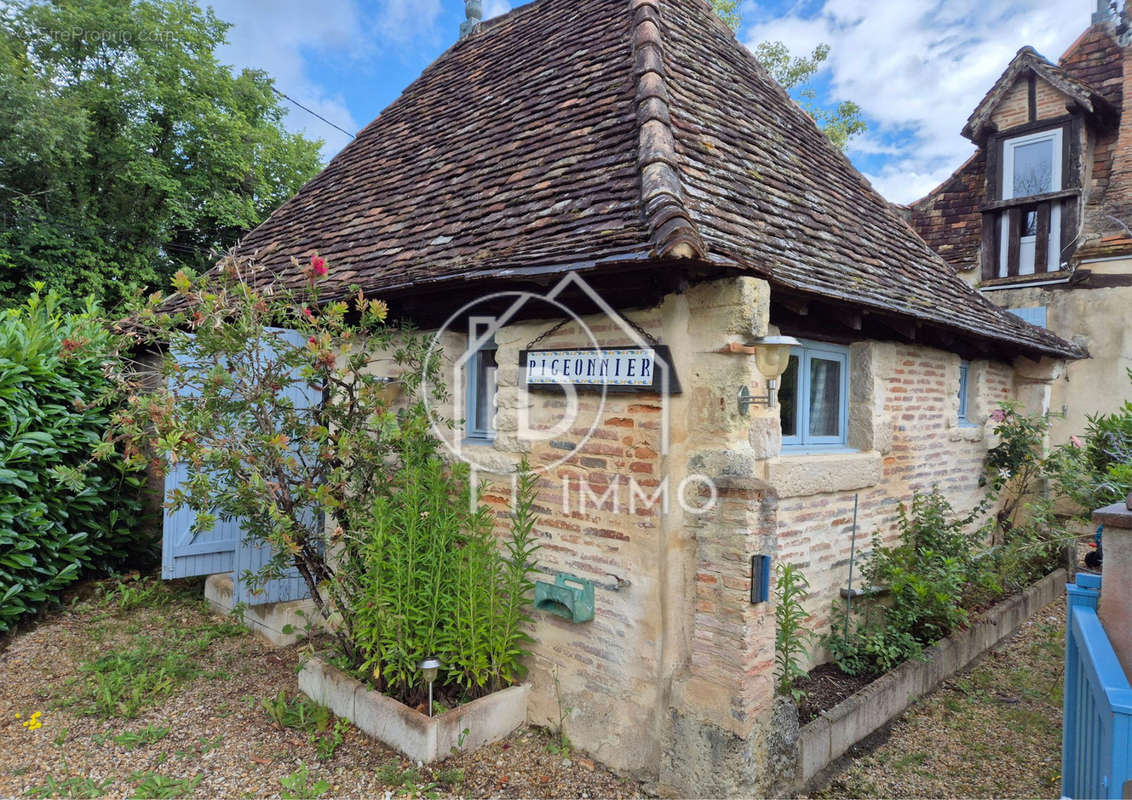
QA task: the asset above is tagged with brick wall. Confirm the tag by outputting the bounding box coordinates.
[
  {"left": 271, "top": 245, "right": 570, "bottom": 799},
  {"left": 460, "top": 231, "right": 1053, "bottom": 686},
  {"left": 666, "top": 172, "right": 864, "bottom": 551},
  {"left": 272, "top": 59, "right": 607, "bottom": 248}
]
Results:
[
  {"left": 457, "top": 275, "right": 776, "bottom": 778},
  {"left": 775, "top": 343, "right": 1013, "bottom": 666},
  {"left": 989, "top": 77, "right": 1070, "bottom": 131}
]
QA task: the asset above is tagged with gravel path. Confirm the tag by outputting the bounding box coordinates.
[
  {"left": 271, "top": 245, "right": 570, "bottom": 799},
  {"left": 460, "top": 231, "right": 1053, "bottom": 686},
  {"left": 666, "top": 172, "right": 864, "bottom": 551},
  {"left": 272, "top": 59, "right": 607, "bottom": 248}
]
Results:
[
  {"left": 814, "top": 598, "right": 1067, "bottom": 799},
  {"left": 0, "top": 576, "right": 641, "bottom": 799}
]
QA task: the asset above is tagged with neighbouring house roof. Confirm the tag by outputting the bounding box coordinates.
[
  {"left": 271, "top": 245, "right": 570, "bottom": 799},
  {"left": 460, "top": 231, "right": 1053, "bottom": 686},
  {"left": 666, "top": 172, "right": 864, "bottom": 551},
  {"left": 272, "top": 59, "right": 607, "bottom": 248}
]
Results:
[
  {"left": 224, "top": 0, "right": 1083, "bottom": 361},
  {"left": 906, "top": 151, "right": 986, "bottom": 274},
  {"left": 912, "top": 22, "right": 1128, "bottom": 272},
  {"left": 962, "top": 45, "right": 1116, "bottom": 142}
]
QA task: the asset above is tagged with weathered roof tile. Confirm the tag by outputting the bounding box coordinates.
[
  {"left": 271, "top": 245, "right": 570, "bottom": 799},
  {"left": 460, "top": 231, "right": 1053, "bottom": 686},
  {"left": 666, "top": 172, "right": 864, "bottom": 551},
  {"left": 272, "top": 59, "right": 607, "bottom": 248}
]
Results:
[{"left": 223, "top": 0, "right": 1080, "bottom": 360}]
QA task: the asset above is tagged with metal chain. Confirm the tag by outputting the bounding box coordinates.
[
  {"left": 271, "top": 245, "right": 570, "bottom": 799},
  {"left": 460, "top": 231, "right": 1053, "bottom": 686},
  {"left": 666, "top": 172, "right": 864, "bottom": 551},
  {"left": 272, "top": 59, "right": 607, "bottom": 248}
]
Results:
[{"left": 524, "top": 313, "right": 659, "bottom": 349}]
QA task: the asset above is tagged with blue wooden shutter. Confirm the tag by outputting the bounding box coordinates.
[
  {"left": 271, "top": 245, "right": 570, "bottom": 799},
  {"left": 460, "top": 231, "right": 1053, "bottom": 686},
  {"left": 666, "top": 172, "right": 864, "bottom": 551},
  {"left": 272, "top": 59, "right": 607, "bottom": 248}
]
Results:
[
  {"left": 232, "top": 329, "right": 321, "bottom": 605},
  {"left": 161, "top": 342, "right": 238, "bottom": 580},
  {"left": 161, "top": 329, "right": 319, "bottom": 606}
]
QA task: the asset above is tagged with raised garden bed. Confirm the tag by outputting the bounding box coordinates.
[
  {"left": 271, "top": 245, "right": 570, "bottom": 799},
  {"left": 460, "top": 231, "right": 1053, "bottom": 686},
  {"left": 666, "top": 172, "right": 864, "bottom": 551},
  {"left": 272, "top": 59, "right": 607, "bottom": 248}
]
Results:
[
  {"left": 298, "top": 657, "right": 529, "bottom": 763},
  {"left": 788, "top": 568, "right": 1066, "bottom": 792}
]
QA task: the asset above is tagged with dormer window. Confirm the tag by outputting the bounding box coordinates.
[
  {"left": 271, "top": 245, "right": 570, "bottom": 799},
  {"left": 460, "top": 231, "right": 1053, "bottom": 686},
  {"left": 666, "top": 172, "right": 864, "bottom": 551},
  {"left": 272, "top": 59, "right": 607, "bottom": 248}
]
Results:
[{"left": 982, "top": 120, "right": 1078, "bottom": 282}]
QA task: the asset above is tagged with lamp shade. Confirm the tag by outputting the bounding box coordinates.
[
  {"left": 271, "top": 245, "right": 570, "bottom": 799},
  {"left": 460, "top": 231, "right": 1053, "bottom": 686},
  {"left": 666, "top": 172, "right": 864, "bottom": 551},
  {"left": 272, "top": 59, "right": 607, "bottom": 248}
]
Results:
[
  {"left": 752, "top": 336, "right": 801, "bottom": 380},
  {"left": 419, "top": 658, "right": 442, "bottom": 683}
]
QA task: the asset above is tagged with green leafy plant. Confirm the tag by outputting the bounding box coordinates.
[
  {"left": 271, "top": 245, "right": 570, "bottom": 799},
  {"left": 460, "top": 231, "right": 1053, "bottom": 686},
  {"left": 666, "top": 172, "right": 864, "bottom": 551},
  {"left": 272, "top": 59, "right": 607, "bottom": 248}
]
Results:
[
  {"left": 313, "top": 719, "right": 349, "bottom": 761},
  {"left": 260, "top": 691, "right": 331, "bottom": 733},
  {"left": 1047, "top": 369, "right": 1132, "bottom": 511},
  {"left": 259, "top": 691, "right": 345, "bottom": 759},
  {"left": 774, "top": 562, "right": 812, "bottom": 702},
  {"left": 127, "top": 772, "right": 202, "bottom": 800},
  {"left": 112, "top": 724, "right": 170, "bottom": 751},
  {"left": 68, "top": 620, "right": 242, "bottom": 718},
  {"left": 0, "top": 290, "right": 152, "bottom": 634},
  {"left": 824, "top": 489, "right": 986, "bottom": 676},
  {"left": 280, "top": 765, "right": 331, "bottom": 800},
  {"left": 72, "top": 640, "right": 201, "bottom": 719},
  {"left": 545, "top": 667, "right": 573, "bottom": 757},
  {"left": 344, "top": 453, "right": 541, "bottom": 705},
  {"left": 25, "top": 776, "right": 112, "bottom": 799}
]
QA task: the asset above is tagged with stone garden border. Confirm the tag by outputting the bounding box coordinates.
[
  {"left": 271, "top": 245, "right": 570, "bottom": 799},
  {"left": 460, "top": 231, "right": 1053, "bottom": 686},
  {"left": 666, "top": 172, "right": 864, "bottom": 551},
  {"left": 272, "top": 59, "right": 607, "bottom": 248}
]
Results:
[
  {"left": 791, "top": 568, "right": 1066, "bottom": 792},
  {"left": 299, "top": 657, "right": 529, "bottom": 763}
]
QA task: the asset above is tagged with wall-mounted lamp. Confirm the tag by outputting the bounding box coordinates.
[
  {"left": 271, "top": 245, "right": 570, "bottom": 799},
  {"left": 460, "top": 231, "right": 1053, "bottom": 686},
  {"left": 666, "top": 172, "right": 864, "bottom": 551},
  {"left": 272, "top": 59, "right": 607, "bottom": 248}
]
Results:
[{"left": 737, "top": 336, "right": 801, "bottom": 414}]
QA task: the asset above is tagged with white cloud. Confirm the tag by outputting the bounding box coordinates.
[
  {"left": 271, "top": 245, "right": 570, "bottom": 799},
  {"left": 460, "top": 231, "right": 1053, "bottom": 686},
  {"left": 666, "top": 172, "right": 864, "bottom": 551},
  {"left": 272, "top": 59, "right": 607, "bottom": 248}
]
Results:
[
  {"left": 745, "top": 0, "right": 1097, "bottom": 203},
  {"left": 207, "top": 0, "right": 367, "bottom": 157},
  {"left": 376, "top": 0, "right": 443, "bottom": 43},
  {"left": 484, "top": 0, "right": 512, "bottom": 19}
]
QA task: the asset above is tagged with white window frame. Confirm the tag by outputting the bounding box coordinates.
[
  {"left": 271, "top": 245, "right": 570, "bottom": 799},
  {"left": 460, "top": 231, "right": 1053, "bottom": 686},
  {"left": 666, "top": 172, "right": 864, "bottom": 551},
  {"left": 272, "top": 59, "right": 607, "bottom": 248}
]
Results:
[
  {"left": 780, "top": 340, "right": 850, "bottom": 451},
  {"left": 999, "top": 128, "right": 1063, "bottom": 277},
  {"left": 1002, "top": 128, "right": 1063, "bottom": 201}
]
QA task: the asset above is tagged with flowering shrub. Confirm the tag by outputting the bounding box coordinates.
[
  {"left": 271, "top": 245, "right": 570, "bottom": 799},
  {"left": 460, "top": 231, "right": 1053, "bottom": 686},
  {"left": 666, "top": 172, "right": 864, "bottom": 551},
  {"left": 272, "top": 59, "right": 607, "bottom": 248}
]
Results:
[
  {"left": 113, "top": 254, "right": 539, "bottom": 702},
  {"left": 0, "top": 290, "right": 151, "bottom": 633}
]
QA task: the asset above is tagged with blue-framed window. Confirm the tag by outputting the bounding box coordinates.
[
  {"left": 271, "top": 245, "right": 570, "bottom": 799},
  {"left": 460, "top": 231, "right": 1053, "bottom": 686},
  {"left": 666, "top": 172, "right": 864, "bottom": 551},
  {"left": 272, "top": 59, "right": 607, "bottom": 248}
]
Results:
[
  {"left": 958, "top": 360, "right": 972, "bottom": 425},
  {"left": 465, "top": 331, "right": 497, "bottom": 442},
  {"left": 780, "top": 340, "right": 850, "bottom": 450}
]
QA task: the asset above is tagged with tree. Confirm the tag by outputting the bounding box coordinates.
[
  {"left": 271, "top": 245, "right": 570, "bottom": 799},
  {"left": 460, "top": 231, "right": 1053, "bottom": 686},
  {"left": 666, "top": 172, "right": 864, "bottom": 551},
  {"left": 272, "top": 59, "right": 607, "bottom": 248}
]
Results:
[
  {"left": 710, "top": 0, "right": 866, "bottom": 150},
  {"left": 0, "top": 0, "right": 324, "bottom": 311}
]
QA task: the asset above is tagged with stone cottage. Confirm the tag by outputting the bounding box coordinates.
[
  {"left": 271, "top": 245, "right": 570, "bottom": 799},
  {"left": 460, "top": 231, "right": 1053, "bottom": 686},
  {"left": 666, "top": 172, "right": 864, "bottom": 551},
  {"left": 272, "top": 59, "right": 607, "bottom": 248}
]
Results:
[
  {"left": 191, "top": 0, "right": 1083, "bottom": 793},
  {"left": 909, "top": 0, "right": 1132, "bottom": 446}
]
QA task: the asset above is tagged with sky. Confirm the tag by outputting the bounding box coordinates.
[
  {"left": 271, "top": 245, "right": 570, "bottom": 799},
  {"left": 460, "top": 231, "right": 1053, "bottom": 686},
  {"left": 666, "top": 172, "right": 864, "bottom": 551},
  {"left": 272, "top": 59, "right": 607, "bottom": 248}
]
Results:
[{"left": 206, "top": 0, "right": 1098, "bottom": 204}]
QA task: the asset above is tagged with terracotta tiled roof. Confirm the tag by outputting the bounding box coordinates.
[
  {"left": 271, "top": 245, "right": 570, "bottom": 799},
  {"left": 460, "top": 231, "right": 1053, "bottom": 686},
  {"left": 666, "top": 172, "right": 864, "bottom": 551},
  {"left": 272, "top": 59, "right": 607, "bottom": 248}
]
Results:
[
  {"left": 907, "top": 152, "right": 985, "bottom": 274},
  {"left": 228, "top": 0, "right": 1083, "bottom": 360},
  {"left": 1060, "top": 25, "right": 1124, "bottom": 108},
  {"left": 963, "top": 46, "right": 1116, "bottom": 142}
]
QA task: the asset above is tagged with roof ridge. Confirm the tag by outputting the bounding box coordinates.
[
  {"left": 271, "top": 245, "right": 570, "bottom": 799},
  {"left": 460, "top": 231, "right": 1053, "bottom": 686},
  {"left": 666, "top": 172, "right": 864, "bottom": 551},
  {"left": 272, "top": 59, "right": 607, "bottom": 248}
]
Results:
[
  {"left": 629, "top": 0, "right": 707, "bottom": 260},
  {"left": 962, "top": 46, "right": 1112, "bottom": 141}
]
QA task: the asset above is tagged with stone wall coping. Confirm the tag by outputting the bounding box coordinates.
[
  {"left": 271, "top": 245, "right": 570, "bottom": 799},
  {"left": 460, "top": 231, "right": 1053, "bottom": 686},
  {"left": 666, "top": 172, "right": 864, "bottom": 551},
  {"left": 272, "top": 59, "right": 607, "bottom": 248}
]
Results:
[
  {"left": 1094, "top": 501, "right": 1132, "bottom": 529},
  {"left": 762, "top": 450, "right": 883, "bottom": 498}
]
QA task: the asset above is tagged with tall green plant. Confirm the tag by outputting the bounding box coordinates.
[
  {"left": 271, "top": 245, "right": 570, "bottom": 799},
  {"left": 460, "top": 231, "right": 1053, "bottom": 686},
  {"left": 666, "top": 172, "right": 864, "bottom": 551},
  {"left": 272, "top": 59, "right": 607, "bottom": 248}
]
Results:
[
  {"left": 344, "top": 456, "right": 540, "bottom": 704},
  {"left": 774, "top": 562, "right": 812, "bottom": 702}
]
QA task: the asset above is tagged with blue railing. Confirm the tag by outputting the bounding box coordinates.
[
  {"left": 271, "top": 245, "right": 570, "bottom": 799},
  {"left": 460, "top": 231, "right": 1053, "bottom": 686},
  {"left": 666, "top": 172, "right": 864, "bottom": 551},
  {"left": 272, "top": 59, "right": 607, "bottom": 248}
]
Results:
[{"left": 1062, "top": 573, "right": 1132, "bottom": 800}]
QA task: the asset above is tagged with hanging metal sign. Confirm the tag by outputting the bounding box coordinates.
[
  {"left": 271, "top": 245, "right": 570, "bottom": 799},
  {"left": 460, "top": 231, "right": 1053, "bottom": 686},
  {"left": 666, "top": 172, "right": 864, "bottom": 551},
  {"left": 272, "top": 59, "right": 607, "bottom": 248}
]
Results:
[{"left": 518, "top": 346, "right": 680, "bottom": 393}]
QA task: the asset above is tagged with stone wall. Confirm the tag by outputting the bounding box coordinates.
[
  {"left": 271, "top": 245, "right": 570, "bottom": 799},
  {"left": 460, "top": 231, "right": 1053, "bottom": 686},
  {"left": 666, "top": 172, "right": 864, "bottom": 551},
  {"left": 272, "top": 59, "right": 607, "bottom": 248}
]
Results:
[
  {"left": 357, "top": 274, "right": 1044, "bottom": 788},
  {"left": 974, "top": 278, "right": 1132, "bottom": 445},
  {"left": 441, "top": 275, "right": 779, "bottom": 782},
  {"left": 770, "top": 343, "right": 1014, "bottom": 667}
]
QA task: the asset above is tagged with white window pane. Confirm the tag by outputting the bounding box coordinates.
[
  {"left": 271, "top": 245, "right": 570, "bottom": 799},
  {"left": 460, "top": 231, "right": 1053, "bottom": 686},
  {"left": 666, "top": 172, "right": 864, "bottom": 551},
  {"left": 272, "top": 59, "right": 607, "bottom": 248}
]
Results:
[
  {"left": 808, "top": 357, "right": 841, "bottom": 438},
  {"left": 999, "top": 215, "right": 1009, "bottom": 277},
  {"left": 1049, "top": 204, "right": 1062, "bottom": 271},
  {"left": 1012, "top": 140, "right": 1054, "bottom": 197},
  {"left": 1019, "top": 236, "right": 1036, "bottom": 275}
]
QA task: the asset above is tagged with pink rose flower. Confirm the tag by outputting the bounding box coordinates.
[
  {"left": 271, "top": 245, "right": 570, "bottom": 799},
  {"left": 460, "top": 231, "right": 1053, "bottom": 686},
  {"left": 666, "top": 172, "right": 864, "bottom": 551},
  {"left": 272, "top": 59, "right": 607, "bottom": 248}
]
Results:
[
  {"left": 1071, "top": 435, "right": 1084, "bottom": 448},
  {"left": 990, "top": 409, "right": 1006, "bottom": 423}
]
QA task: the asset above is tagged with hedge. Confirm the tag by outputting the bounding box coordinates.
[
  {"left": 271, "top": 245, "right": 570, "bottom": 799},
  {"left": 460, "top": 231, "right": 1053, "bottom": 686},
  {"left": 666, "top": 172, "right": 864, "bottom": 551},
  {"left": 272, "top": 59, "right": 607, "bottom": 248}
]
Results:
[{"left": 0, "top": 291, "right": 152, "bottom": 632}]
